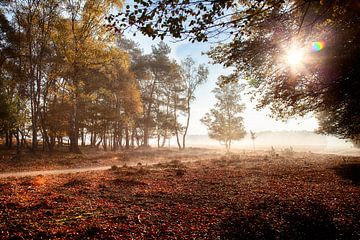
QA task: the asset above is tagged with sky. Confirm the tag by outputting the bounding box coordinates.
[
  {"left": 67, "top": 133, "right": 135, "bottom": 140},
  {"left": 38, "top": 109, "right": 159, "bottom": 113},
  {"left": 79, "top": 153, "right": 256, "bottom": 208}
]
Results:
[{"left": 126, "top": 33, "right": 319, "bottom": 135}]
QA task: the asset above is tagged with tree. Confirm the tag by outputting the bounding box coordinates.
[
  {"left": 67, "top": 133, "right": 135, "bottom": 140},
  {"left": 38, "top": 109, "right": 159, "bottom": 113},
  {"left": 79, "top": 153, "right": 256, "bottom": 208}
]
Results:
[
  {"left": 136, "top": 42, "right": 176, "bottom": 147},
  {"left": 1, "top": 1, "right": 36, "bottom": 152},
  {"left": 0, "top": 5, "right": 20, "bottom": 148},
  {"left": 1, "top": 0, "right": 146, "bottom": 154},
  {"left": 113, "top": 0, "right": 360, "bottom": 145},
  {"left": 250, "top": 130, "right": 256, "bottom": 151},
  {"left": 53, "top": 0, "right": 122, "bottom": 153},
  {"left": 154, "top": 61, "right": 184, "bottom": 149},
  {"left": 208, "top": 1, "right": 360, "bottom": 145},
  {"left": 9, "top": 0, "right": 61, "bottom": 151},
  {"left": 116, "top": 37, "right": 149, "bottom": 147},
  {"left": 201, "top": 76, "right": 246, "bottom": 151},
  {"left": 109, "top": 0, "right": 284, "bottom": 42},
  {"left": 180, "top": 56, "right": 208, "bottom": 149}
]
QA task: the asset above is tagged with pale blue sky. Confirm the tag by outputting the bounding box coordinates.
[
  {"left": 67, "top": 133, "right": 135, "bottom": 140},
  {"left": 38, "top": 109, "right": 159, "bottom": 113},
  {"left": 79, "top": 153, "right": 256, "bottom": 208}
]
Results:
[{"left": 126, "top": 33, "right": 319, "bottom": 135}]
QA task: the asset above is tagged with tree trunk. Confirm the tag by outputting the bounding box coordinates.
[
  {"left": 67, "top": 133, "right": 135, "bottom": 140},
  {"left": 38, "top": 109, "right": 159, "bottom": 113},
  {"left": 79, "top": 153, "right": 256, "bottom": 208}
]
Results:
[
  {"left": 49, "top": 135, "right": 55, "bottom": 153},
  {"left": 5, "top": 131, "right": 9, "bottom": 147},
  {"left": 119, "top": 128, "right": 123, "bottom": 149},
  {"left": 90, "top": 132, "right": 93, "bottom": 147},
  {"left": 109, "top": 133, "right": 113, "bottom": 151},
  {"left": 69, "top": 98, "right": 81, "bottom": 153},
  {"left": 225, "top": 140, "right": 229, "bottom": 152},
  {"left": 157, "top": 133, "right": 160, "bottom": 148},
  {"left": 136, "top": 130, "right": 141, "bottom": 147},
  {"left": 31, "top": 120, "right": 38, "bottom": 151},
  {"left": 92, "top": 132, "right": 96, "bottom": 147},
  {"left": 81, "top": 128, "right": 85, "bottom": 146},
  {"left": 125, "top": 126, "right": 130, "bottom": 149},
  {"left": 182, "top": 100, "right": 191, "bottom": 149},
  {"left": 131, "top": 128, "right": 135, "bottom": 148},
  {"left": 15, "top": 129, "right": 20, "bottom": 154},
  {"left": 143, "top": 121, "right": 150, "bottom": 147},
  {"left": 174, "top": 99, "right": 182, "bottom": 150},
  {"left": 96, "top": 136, "right": 102, "bottom": 150},
  {"left": 113, "top": 129, "right": 118, "bottom": 151},
  {"left": 39, "top": 113, "right": 51, "bottom": 152},
  {"left": 161, "top": 135, "right": 166, "bottom": 147},
  {"left": 175, "top": 128, "right": 181, "bottom": 149},
  {"left": 103, "top": 131, "right": 107, "bottom": 151},
  {"left": 8, "top": 132, "right": 13, "bottom": 149},
  {"left": 57, "top": 136, "right": 63, "bottom": 147},
  {"left": 20, "top": 130, "right": 26, "bottom": 149},
  {"left": 143, "top": 79, "right": 157, "bottom": 147}
]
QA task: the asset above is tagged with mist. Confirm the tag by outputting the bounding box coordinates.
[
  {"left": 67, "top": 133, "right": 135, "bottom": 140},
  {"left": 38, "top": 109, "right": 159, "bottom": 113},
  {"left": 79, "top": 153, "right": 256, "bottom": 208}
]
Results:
[{"left": 153, "top": 131, "right": 358, "bottom": 155}]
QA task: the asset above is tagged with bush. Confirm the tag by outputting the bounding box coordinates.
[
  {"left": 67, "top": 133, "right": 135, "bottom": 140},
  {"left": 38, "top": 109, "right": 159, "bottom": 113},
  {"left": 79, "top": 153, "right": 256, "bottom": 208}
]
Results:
[
  {"left": 110, "top": 165, "right": 119, "bottom": 171},
  {"left": 282, "top": 147, "right": 294, "bottom": 157}
]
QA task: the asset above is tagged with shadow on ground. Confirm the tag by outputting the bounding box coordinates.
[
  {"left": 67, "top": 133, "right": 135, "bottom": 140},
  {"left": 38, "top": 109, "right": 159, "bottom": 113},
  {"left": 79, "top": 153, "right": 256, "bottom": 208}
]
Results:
[
  {"left": 333, "top": 163, "right": 360, "bottom": 185},
  {"left": 219, "top": 202, "right": 354, "bottom": 240}
]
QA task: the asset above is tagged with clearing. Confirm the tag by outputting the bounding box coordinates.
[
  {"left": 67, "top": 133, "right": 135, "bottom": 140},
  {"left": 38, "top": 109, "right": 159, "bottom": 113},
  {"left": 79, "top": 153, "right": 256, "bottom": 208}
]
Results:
[{"left": 0, "top": 148, "right": 359, "bottom": 239}]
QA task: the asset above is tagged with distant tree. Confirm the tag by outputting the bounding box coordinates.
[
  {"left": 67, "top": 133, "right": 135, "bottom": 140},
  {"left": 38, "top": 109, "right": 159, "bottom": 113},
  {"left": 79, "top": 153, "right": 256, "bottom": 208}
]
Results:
[
  {"left": 159, "top": 61, "right": 184, "bottom": 149},
  {"left": 139, "top": 42, "right": 173, "bottom": 146},
  {"left": 250, "top": 130, "right": 256, "bottom": 151},
  {"left": 180, "top": 57, "right": 208, "bottom": 149},
  {"left": 201, "top": 76, "right": 246, "bottom": 151},
  {"left": 112, "top": 0, "right": 360, "bottom": 145},
  {"left": 116, "top": 37, "right": 149, "bottom": 147},
  {"left": 117, "top": 39, "right": 186, "bottom": 149}
]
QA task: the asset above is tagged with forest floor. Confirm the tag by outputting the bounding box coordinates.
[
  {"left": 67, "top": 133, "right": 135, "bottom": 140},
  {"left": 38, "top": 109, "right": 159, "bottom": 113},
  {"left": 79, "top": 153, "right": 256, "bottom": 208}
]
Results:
[{"left": 0, "top": 148, "right": 359, "bottom": 239}]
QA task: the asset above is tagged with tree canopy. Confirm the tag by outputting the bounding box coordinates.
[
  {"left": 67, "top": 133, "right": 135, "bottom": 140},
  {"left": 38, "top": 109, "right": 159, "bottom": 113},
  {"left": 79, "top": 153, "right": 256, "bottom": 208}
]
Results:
[
  {"left": 1, "top": 0, "right": 206, "bottom": 153},
  {"left": 1, "top": 0, "right": 200, "bottom": 152},
  {"left": 112, "top": 0, "right": 360, "bottom": 144}
]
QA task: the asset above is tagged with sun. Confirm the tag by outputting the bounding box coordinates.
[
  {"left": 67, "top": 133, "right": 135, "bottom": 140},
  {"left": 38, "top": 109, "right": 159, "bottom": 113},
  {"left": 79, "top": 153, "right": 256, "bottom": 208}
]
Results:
[{"left": 286, "top": 47, "right": 305, "bottom": 67}]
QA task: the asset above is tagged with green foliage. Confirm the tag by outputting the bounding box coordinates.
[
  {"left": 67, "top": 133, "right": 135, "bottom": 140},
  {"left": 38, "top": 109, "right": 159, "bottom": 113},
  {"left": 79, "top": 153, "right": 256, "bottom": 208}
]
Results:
[
  {"left": 110, "top": 0, "right": 282, "bottom": 42},
  {"left": 0, "top": 0, "right": 148, "bottom": 151},
  {"left": 0, "top": 92, "right": 26, "bottom": 135},
  {"left": 201, "top": 77, "right": 246, "bottom": 150},
  {"left": 210, "top": 1, "right": 360, "bottom": 143},
  {"left": 114, "top": 0, "right": 360, "bottom": 143}
]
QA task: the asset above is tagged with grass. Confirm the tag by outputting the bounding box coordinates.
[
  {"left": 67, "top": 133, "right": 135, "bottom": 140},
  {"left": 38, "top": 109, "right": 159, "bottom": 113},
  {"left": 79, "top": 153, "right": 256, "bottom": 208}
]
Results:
[{"left": 0, "top": 147, "right": 222, "bottom": 173}]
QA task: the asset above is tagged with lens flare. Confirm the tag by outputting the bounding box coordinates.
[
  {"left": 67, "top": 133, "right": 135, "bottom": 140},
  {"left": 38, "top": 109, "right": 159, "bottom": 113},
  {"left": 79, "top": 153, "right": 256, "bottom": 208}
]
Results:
[
  {"left": 311, "top": 41, "right": 325, "bottom": 52},
  {"left": 287, "top": 48, "right": 304, "bottom": 66}
]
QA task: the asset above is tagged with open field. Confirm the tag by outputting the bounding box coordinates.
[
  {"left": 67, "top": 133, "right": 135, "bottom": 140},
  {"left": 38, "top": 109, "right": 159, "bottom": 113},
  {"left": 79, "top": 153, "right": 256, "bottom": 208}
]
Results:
[
  {"left": 0, "top": 148, "right": 359, "bottom": 239},
  {"left": 0, "top": 147, "right": 226, "bottom": 174}
]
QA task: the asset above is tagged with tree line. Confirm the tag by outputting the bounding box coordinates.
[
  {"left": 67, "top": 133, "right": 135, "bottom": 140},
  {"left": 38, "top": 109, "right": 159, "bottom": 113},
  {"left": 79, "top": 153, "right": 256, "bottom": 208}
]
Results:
[
  {"left": 113, "top": 0, "right": 360, "bottom": 147},
  {"left": 0, "top": 0, "right": 208, "bottom": 153}
]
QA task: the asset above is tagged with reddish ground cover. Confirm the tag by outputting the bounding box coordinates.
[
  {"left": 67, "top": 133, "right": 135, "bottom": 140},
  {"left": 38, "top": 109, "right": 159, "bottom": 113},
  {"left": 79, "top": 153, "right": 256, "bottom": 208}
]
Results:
[{"left": 0, "top": 150, "right": 359, "bottom": 239}]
